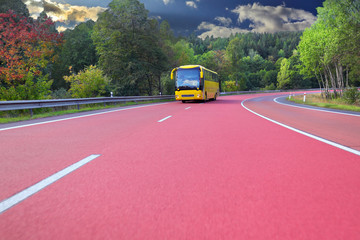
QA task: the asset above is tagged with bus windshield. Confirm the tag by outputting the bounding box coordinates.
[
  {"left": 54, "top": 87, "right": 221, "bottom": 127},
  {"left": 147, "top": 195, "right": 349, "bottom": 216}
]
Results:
[{"left": 176, "top": 68, "right": 200, "bottom": 90}]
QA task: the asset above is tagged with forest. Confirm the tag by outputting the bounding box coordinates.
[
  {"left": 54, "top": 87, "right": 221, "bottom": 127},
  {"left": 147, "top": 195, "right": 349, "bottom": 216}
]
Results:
[{"left": 0, "top": 0, "right": 359, "bottom": 100}]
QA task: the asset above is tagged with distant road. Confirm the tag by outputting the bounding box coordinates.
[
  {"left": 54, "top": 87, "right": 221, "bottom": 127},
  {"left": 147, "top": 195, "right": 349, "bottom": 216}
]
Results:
[{"left": 1, "top": 94, "right": 360, "bottom": 239}]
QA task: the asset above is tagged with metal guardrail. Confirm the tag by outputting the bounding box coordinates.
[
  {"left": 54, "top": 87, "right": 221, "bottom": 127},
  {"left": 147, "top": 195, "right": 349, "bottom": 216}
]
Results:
[
  {"left": 220, "top": 89, "right": 320, "bottom": 95},
  {"left": 0, "top": 95, "right": 175, "bottom": 114},
  {"left": 0, "top": 89, "right": 321, "bottom": 115},
  {"left": 220, "top": 90, "right": 281, "bottom": 95}
]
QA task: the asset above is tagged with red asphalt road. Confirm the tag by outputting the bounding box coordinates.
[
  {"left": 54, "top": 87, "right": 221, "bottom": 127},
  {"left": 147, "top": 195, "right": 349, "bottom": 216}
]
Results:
[
  {"left": 1, "top": 94, "right": 360, "bottom": 239},
  {"left": 243, "top": 93, "right": 360, "bottom": 151}
]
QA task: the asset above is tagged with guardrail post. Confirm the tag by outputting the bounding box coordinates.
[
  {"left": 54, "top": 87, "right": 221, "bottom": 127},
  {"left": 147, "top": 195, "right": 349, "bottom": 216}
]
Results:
[
  {"left": 77, "top": 104, "right": 80, "bottom": 110},
  {"left": 29, "top": 109, "right": 33, "bottom": 118}
]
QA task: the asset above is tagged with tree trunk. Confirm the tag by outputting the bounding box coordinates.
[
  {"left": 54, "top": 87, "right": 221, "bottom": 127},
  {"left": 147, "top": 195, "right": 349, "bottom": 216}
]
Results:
[
  {"left": 346, "top": 66, "right": 349, "bottom": 88},
  {"left": 323, "top": 66, "right": 330, "bottom": 99},
  {"left": 314, "top": 68, "right": 324, "bottom": 98},
  {"left": 158, "top": 74, "right": 162, "bottom": 95},
  {"left": 147, "top": 74, "right": 152, "bottom": 96},
  {"left": 326, "top": 64, "right": 337, "bottom": 98},
  {"left": 335, "top": 61, "right": 344, "bottom": 97}
]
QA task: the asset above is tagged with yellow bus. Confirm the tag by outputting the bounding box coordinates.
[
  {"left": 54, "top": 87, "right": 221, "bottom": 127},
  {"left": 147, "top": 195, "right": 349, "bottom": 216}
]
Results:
[{"left": 171, "top": 65, "right": 219, "bottom": 103}]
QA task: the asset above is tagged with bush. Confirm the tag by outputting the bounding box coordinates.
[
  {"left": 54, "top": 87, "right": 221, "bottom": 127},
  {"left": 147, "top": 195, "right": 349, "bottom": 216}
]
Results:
[
  {"left": 161, "top": 73, "right": 175, "bottom": 95},
  {"left": 262, "top": 83, "right": 277, "bottom": 90},
  {"left": 342, "top": 87, "right": 360, "bottom": 104},
  {"left": 51, "top": 88, "right": 71, "bottom": 99},
  {"left": 0, "top": 73, "right": 52, "bottom": 100},
  {"left": 222, "top": 80, "right": 238, "bottom": 92},
  {"left": 64, "top": 65, "right": 109, "bottom": 98}
]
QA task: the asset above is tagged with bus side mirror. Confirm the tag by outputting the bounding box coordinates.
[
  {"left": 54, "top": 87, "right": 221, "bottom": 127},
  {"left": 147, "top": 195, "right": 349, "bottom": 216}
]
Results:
[
  {"left": 200, "top": 71, "right": 203, "bottom": 79},
  {"left": 171, "top": 68, "right": 177, "bottom": 80}
]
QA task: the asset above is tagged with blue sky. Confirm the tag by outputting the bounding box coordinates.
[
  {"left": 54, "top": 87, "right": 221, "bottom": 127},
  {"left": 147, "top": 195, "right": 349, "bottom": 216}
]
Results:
[{"left": 24, "top": 0, "right": 324, "bottom": 38}]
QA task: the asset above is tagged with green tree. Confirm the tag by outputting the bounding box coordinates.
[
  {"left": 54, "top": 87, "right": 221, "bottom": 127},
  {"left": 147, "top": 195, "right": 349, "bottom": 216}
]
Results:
[
  {"left": 227, "top": 73, "right": 247, "bottom": 91},
  {"left": 277, "top": 49, "right": 285, "bottom": 58},
  {"left": 51, "top": 20, "right": 98, "bottom": 91},
  {"left": 196, "top": 51, "right": 217, "bottom": 70},
  {"left": 159, "top": 20, "right": 174, "bottom": 42},
  {"left": 223, "top": 80, "right": 237, "bottom": 92},
  {"left": 298, "top": 0, "right": 360, "bottom": 98},
  {"left": 172, "top": 39, "right": 195, "bottom": 66},
  {"left": 92, "top": 0, "right": 167, "bottom": 96},
  {"left": 260, "top": 70, "right": 278, "bottom": 89},
  {"left": 64, "top": 65, "right": 109, "bottom": 98},
  {"left": 277, "top": 58, "right": 291, "bottom": 89},
  {"left": 225, "top": 37, "right": 245, "bottom": 69},
  {"left": 62, "top": 20, "right": 98, "bottom": 74},
  {"left": 277, "top": 51, "right": 315, "bottom": 90}
]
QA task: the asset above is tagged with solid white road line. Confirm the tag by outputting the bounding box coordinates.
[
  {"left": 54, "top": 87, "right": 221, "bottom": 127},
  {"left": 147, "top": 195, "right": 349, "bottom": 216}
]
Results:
[
  {"left": 274, "top": 96, "right": 360, "bottom": 117},
  {"left": 158, "top": 116, "right": 172, "bottom": 122},
  {"left": 0, "top": 102, "right": 173, "bottom": 132},
  {"left": 0, "top": 154, "right": 101, "bottom": 214},
  {"left": 241, "top": 99, "right": 360, "bottom": 157}
]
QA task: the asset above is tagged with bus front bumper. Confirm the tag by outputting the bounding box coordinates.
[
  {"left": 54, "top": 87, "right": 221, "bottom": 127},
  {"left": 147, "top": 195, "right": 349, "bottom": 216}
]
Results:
[{"left": 175, "top": 90, "right": 203, "bottom": 101}]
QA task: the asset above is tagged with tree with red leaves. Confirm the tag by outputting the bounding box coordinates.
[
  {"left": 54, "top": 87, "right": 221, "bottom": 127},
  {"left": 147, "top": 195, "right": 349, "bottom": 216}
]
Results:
[{"left": 0, "top": 10, "right": 63, "bottom": 100}]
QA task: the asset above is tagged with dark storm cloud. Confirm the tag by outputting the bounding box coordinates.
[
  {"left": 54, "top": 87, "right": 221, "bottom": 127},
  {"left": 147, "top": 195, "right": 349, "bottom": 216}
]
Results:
[
  {"left": 24, "top": 0, "right": 321, "bottom": 36},
  {"left": 66, "top": 8, "right": 87, "bottom": 22},
  {"left": 43, "top": 0, "right": 63, "bottom": 14}
]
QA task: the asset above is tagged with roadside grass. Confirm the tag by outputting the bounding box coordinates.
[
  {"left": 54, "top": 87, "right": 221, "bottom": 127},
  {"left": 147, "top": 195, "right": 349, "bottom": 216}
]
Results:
[
  {"left": 0, "top": 99, "right": 174, "bottom": 124},
  {"left": 288, "top": 93, "right": 360, "bottom": 112}
]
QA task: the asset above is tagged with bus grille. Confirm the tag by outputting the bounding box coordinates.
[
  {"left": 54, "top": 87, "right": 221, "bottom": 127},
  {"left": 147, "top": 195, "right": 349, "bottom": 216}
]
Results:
[{"left": 182, "top": 94, "right": 194, "bottom": 97}]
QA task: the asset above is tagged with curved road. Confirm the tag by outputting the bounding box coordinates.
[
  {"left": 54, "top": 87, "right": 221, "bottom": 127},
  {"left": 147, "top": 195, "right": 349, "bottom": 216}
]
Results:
[
  {"left": 243, "top": 93, "right": 360, "bottom": 152},
  {"left": 1, "top": 93, "right": 360, "bottom": 239}
]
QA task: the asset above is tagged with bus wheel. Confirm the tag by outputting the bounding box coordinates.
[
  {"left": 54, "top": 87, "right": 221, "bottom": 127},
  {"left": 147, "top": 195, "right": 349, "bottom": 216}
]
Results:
[
  {"left": 214, "top": 93, "right": 217, "bottom": 101},
  {"left": 182, "top": 100, "right": 187, "bottom": 103},
  {"left": 204, "top": 93, "right": 207, "bottom": 103}
]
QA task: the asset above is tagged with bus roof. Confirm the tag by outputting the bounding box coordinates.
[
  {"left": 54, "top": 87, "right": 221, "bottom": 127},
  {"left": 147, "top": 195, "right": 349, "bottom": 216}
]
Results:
[{"left": 178, "top": 65, "right": 217, "bottom": 75}]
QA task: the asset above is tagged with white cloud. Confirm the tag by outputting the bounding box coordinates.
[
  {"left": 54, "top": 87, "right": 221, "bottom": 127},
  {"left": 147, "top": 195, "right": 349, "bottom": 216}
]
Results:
[
  {"left": 25, "top": 0, "right": 43, "bottom": 16},
  {"left": 232, "top": 2, "right": 316, "bottom": 33},
  {"left": 152, "top": 15, "right": 162, "bottom": 20},
  {"left": 197, "top": 3, "right": 316, "bottom": 39},
  {"left": 163, "top": 0, "right": 174, "bottom": 5},
  {"left": 186, "top": 1, "right": 197, "bottom": 9},
  {"left": 24, "top": 0, "right": 106, "bottom": 30},
  {"left": 215, "top": 17, "right": 232, "bottom": 27},
  {"left": 197, "top": 22, "right": 248, "bottom": 39},
  {"left": 56, "top": 25, "right": 68, "bottom": 32}
]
